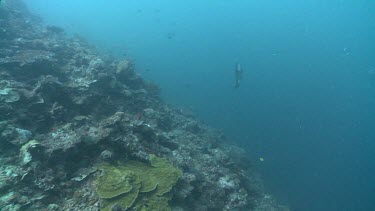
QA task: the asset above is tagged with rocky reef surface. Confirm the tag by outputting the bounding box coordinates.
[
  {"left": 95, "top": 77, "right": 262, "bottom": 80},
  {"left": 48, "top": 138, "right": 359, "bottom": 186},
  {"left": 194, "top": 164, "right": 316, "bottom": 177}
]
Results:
[{"left": 0, "top": 1, "right": 288, "bottom": 210}]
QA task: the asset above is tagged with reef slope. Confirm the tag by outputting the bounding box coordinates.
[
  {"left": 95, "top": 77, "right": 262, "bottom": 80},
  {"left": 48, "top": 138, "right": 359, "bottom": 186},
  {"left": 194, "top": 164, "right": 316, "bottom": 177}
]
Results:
[{"left": 0, "top": 1, "right": 287, "bottom": 210}]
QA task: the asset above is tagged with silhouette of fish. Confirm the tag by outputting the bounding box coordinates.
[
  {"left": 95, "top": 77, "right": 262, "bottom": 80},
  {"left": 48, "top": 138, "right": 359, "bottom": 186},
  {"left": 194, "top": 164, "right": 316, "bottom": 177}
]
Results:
[{"left": 234, "top": 63, "right": 243, "bottom": 89}]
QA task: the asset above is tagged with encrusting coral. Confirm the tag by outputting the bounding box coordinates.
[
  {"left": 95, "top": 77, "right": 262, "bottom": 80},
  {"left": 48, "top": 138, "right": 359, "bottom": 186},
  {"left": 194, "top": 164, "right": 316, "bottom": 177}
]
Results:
[{"left": 95, "top": 154, "right": 182, "bottom": 211}]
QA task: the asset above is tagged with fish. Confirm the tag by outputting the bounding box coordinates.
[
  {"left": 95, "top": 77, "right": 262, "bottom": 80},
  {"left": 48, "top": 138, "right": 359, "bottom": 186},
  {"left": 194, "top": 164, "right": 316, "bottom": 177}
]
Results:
[{"left": 234, "top": 63, "right": 243, "bottom": 89}]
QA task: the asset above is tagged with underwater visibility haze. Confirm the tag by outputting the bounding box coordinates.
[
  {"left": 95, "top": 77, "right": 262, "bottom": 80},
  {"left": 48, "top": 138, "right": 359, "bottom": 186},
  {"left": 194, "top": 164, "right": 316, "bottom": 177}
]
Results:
[{"left": 1, "top": 0, "right": 375, "bottom": 210}]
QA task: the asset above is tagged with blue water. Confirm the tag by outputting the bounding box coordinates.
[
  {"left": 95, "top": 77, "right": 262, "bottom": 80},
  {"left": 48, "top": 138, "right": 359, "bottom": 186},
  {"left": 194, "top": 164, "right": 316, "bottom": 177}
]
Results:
[{"left": 24, "top": 0, "right": 375, "bottom": 210}]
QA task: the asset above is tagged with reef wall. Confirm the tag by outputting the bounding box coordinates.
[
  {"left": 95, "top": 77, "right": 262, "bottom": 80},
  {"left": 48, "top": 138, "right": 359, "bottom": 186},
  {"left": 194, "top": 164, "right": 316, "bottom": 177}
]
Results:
[{"left": 0, "top": 0, "right": 287, "bottom": 210}]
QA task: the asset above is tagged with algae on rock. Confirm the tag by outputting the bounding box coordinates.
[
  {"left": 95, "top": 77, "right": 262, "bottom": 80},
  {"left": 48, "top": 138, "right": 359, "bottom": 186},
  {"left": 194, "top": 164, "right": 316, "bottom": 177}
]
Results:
[{"left": 96, "top": 154, "right": 182, "bottom": 211}]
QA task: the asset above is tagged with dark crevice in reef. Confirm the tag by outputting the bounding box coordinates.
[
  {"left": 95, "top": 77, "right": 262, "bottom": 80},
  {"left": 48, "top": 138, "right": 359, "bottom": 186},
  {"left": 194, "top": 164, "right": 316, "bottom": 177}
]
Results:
[{"left": 0, "top": 0, "right": 288, "bottom": 210}]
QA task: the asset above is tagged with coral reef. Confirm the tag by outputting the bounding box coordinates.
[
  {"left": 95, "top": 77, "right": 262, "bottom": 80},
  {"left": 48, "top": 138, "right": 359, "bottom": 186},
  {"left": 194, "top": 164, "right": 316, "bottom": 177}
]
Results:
[
  {"left": 96, "top": 155, "right": 181, "bottom": 210},
  {"left": 0, "top": 0, "right": 288, "bottom": 210}
]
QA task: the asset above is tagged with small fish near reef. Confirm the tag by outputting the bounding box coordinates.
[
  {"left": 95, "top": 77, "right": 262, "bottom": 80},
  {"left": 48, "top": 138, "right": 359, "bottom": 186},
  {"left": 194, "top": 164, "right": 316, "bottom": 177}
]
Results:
[
  {"left": 234, "top": 63, "right": 244, "bottom": 89},
  {"left": 136, "top": 111, "right": 143, "bottom": 120}
]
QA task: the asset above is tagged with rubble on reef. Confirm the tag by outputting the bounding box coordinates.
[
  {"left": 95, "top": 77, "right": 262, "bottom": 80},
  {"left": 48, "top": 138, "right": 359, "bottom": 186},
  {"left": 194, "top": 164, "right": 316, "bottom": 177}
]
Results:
[{"left": 0, "top": 0, "right": 288, "bottom": 210}]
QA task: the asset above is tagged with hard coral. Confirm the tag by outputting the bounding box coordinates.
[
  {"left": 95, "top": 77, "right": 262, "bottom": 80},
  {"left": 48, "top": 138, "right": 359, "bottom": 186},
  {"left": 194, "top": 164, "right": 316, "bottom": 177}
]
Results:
[{"left": 95, "top": 154, "right": 182, "bottom": 211}]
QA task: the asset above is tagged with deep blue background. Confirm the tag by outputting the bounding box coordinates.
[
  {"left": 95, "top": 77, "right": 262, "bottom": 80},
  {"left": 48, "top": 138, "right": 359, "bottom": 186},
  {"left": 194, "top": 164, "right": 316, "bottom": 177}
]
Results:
[{"left": 24, "top": 0, "right": 375, "bottom": 210}]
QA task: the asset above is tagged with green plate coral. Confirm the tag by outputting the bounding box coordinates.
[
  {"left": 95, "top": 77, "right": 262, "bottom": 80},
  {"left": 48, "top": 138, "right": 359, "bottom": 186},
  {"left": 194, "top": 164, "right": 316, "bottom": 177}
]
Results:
[{"left": 96, "top": 155, "right": 182, "bottom": 211}]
